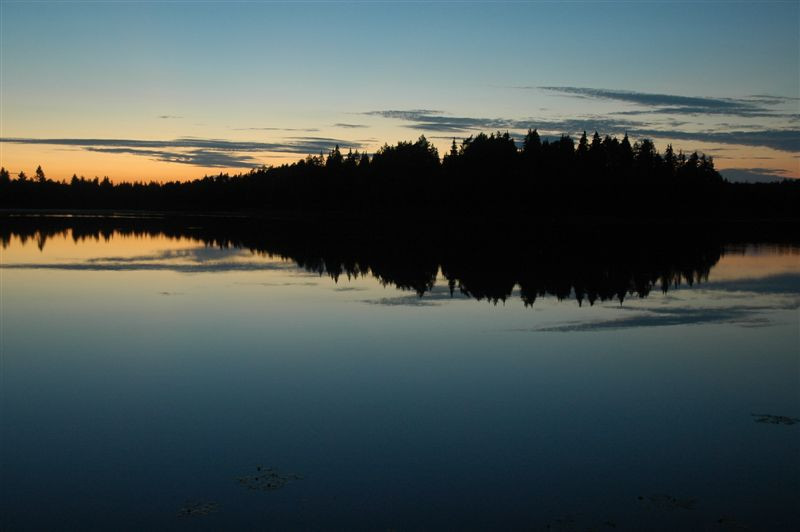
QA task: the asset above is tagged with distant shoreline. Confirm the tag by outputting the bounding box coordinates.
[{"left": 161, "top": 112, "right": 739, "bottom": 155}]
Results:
[
  {"left": 5, "top": 131, "right": 797, "bottom": 220},
  {"left": 3, "top": 208, "right": 799, "bottom": 248},
  {"left": 2, "top": 207, "right": 799, "bottom": 223}
]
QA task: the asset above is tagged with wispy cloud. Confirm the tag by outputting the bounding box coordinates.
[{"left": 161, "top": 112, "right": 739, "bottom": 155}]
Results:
[
  {"left": 363, "top": 296, "right": 440, "bottom": 307},
  {"left": 1, "top": 262, "right": 297, "bottom": 273},
  {"left": 364, "top": 109, "right": 519, "bottom": 132},
  {"left": 233, "top": 281, "right": 319, "bottom": 287},
  {"left": 231, "top": 127, "right": 320, "bottom": 132},
  {"left": 361, "top": 285, "right": 468, "bottom": 306},
  {"left": 333, "top": 123, "right": 368, "bottom": 129},
  {"left": 364, "top": 109, "right": 800, "bottom": 153},
  {"left": 84, "top": 147, "right": 261, "bottom": 168},
  {"left": 518, "top": 87, "right": 800, "bottom": 152},
  {"left": 0, "top": 136, "right": 363, "bottom": 153},
  {"left": 364, "top": 109, "right": 634, "bottom": 134},
  {"left": 537, "top": 86, "right": 798, "bottom": 119},
  {"left": 627, "top": 128, "right": 800, "bottom": 153},
  {"left": 365, "top": 110, "right": 444, "bottom": 120},
  {"left": 719, "top": 167, "right": 794, "bottom": 183},
  {"left": 748, "top": 94, "right": 800, "bottom": 103},
  {"left": 0, "top": 247, "right": 304, "bottom": 273},
  {"left": 515, "top": 301, "right": 796, "bottom": 332},
  {"left": 0, "top": 136, "right": 364, "bottom": 168},
  {"left": 704, "top": 273, "right": 800, "bottom": 293},
  {"left": 158, "top": 115, "right": 183, "bottom": 119}
]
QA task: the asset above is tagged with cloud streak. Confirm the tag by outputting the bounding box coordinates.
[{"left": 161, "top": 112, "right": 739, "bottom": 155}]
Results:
[
  {"left": 364, "top": 109, "right": 444, "bottom": 120},
  {"left": 719, "top": 167, "right": 794, "bottom": 183},
  {"left": 365, "top": 109, "right": 800, "bottom": 153},
  {"left": 364, "top": 109, "right": 635, "bottom": 135},
  {"left": 83, "top": 147, "right": 262, "bottom": 168},
  {"left": 0, "top": 136, "right": 365, "bottom": 168},
  {"left": 516, "top": 301, "right": 796, "bottom": 332},
  {"left": 627, "top": 128, "right": 800, "bottom": 153},
  {"left": 231, "top": 127, "right": 320, "bottom": 132},
  {"left": 333, "top": 123, "right": 369, "bottom": 129},
  {"left": 538, "top": 86, "right": 798, "bottom": 119},
  {"left": 362, "top": 285, "right": 469, "bottom": 306},
  {"left": 0, "top": 247, "right": 305, "bottom": 273},
  {"left": 704, "top": 273, "right": 800, "bottom": 293}
]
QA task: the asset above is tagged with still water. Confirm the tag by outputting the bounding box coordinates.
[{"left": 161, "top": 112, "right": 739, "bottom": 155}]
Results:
[{"left": 1, "top": 217, "right": 798, "bottom": 530}]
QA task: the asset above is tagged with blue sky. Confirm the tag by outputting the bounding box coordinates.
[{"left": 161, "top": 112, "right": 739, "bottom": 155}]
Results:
[{"left": 1, "top": 0, "right": 798, "bottom": 181}]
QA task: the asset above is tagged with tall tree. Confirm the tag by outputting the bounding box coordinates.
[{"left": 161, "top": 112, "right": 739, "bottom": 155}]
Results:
[
  {"left": 577, "top": 131, "right": 589, "bottom": 159},
  {"left": 523, "top": 129, "right": 541, "bottom": 156}
]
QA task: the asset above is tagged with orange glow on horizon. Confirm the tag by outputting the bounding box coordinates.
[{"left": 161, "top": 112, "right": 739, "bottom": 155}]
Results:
[{"left": 2, "top": 136, "right": 798, "bottom": 184}]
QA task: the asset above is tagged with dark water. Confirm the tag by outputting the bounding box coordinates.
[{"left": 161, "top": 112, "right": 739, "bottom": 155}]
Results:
[{"left": 1, "top": 216, "right": 798, "bottom": 530}]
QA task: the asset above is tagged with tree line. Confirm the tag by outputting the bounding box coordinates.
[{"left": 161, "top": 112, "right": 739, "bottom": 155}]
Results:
[{"left": 1, "top": 130, "right": 797, "bottom": 219}]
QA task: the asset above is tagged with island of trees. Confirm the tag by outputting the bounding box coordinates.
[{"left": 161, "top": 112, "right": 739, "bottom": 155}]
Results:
[{"left": 1, "top": 130, "right": 798, "bottom": 219}]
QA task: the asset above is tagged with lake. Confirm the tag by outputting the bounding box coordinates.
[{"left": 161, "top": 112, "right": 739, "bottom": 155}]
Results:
[{"left": 1, "top": 215, "right": 798, "bottom": 530}]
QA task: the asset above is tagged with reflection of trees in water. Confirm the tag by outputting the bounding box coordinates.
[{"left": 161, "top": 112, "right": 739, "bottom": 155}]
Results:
[{"left": 3, "top": 215, "right": 795, "bottom": 306}]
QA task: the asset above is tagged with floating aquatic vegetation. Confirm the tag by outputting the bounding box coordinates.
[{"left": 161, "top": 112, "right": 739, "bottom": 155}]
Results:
[
  {"left": 177, "top": 500, "right": 218, "bottom": 517},
  {"left": 236, "top": 465, "right": 303, "bottom": 491},
  {"left": 637, "top": 493, "right": 697, "bottom": 511},
  {"left": 751, "top": 413, "right": 799, "bottom": 425}
]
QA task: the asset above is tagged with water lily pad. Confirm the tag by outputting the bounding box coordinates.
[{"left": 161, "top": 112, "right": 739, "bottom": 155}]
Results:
[
  {"left": 751, "top": 413, "right": 799, "bottom": 425},
  {"left": 177, "top": 500, "right": 218, "bottom": 517},
  {"left": 637, "top": 493, "right": 697, "bottom": 511},
  {"left": 236, "top": 465, "right": 303, "bottom": 491}
]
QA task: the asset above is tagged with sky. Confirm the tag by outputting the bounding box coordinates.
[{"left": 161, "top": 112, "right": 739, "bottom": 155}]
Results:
[{"left": 0, "top": 0, "right": 798, "bottom": 183}]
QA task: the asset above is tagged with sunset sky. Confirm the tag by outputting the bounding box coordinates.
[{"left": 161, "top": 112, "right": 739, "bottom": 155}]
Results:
[{"left": 1, "top": 1, "right": 798, "bottom": 183}]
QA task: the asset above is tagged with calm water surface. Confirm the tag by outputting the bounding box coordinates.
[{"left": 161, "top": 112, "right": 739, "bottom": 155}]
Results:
[{"left": 1, "top": 221, "right": 798, "bottom": 530}]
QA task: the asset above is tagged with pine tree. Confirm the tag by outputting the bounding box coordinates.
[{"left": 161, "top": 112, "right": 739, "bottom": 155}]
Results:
[
  {"left": 523, "top": 129, "right": 541, "bottom": 155},
  {"left": 577, "top": 131, "right": 589, "bottom": 159}
]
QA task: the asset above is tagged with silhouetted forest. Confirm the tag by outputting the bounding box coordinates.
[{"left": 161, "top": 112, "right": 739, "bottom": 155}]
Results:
[
  {"left": 2, "top": 131, "right": 798, "bottom": 219},
  {"left": 3, "top": 214, "right": 797, "bottom": 306}
]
